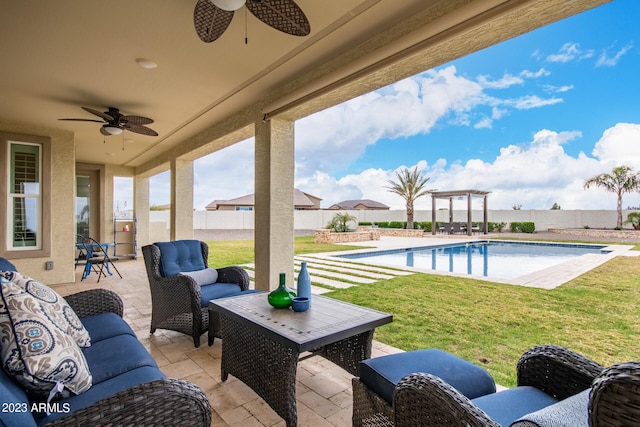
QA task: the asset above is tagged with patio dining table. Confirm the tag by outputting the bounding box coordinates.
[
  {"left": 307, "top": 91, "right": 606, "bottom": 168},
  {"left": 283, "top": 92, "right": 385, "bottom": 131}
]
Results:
[{"left": 209, "top": 292, "right": 392, "bottom": 427}]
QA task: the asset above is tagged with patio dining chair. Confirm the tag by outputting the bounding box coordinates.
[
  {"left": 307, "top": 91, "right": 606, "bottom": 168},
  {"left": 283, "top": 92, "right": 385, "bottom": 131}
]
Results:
[{"left": 77, "top": 235, "right": 122, "bottom": 282}]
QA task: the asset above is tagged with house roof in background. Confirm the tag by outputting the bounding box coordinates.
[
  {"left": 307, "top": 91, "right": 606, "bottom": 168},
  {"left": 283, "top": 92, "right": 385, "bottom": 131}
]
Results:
[
  {"left": 206, "top": 188, "right": 321, "bottom": 209},
  {"left": 328, "top": 199, "right": 390, "bottom": 210}
]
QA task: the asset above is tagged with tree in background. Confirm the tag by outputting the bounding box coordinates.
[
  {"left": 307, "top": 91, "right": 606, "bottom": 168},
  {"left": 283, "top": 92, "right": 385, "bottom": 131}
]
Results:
[
  {"left": 550, "top": 202, "right": 561, "bottom": 210},
  {"left": 326, "top": 212, "right": 357, "bottom": 232},
  {"left": 584, "top": 165, "right": 640, "bottom": 228},
  {"left": 385, "top": 167, "right": 431, "bottom": 230}
]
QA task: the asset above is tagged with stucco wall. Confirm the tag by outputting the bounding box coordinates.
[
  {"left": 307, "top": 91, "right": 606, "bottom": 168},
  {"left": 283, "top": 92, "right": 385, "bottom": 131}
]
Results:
[
  {"left": 0, "top": 121, "right": 75, "bottom": 284},
  {"left": 155, "top": 209, "right": 631, "bottom": 232}
]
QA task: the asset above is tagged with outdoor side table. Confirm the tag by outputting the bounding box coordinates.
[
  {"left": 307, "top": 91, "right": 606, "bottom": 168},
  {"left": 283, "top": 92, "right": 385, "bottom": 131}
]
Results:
[{"left": 209, "top": 292, "right": 392, "bottom": 427}]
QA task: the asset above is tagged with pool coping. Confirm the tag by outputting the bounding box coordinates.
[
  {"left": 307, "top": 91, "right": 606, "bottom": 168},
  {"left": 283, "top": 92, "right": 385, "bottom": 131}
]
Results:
[{"left": 316, "top": 236, "right": 637, "bottom": 289}]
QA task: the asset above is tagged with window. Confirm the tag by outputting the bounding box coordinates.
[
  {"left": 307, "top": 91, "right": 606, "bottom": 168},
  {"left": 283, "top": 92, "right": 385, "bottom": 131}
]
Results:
[
  {"left": 9, "top": 142, "right": 40, "bottom": 249},
  {"left": 235, "top": 206, "right": 253, "bottom": 211},
  {"left": 1, "top": 133, "right": 51, "bottom": 258}
]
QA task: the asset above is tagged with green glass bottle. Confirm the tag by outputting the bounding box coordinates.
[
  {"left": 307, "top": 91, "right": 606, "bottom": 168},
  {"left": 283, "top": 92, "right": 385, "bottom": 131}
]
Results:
[{"left": 268, "top": 273, "right": 296, "bottom": 309}]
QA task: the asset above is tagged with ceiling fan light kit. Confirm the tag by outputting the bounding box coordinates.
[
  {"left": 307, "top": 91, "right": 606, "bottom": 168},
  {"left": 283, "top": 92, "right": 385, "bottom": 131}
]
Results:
[
  {"left": 103, "top": 125, "right": 123, "bottom": 135},
  {"left": 211, "top": 0, "right": 245, "bottom": 11}
]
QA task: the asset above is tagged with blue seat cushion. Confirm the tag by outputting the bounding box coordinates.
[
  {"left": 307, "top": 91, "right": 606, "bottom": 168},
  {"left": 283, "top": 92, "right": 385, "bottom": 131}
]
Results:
[
  {"left": 82, "top": 335, "right": 158, "bottom": 385},
  {"left": 359, "top": 349, "right": 496, "bottom": 405},
  {"left": 0, "top": 257, "right": 17, "bottom": 272},
  {"left": 80, "top": 312, "right": 136, "bottom": 343},
  {"left": 0, "top": 367, "right": 36, "bottom": 427},
  {"left": 471, "top": 386, "right": 558, "bottom": 427},
  {"left": 200, "top": 283, "right": 243, "bottom": 307},
  {"left": 33, "top": 366, "right": 165, "bottom": 425},
  {"left": 154, "top": 240, "right": 205, "bottom": 277}
]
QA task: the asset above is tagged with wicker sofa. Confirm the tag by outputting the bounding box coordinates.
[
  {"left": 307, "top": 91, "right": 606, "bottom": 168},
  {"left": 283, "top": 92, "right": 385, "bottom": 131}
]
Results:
[
  {"left": 353, "top": 345, "right": 640, "bottom": 426},
  {"left": 142, "top": 239, "right": 252, "bottom": 347},
  {"left": 0, "top": 257, "right": 211, "bottom": 427}
]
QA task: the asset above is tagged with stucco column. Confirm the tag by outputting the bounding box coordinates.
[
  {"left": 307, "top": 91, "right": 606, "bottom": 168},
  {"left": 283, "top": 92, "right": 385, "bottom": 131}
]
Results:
[
  {"left": 134, "top": 175, "right": 150, "bottom": 253},
  {"left": 170, "top": 158, "right": 194, "bottom": 240},
  {"left": 254, "top": 118, "right": 295, "bottom": 291}
]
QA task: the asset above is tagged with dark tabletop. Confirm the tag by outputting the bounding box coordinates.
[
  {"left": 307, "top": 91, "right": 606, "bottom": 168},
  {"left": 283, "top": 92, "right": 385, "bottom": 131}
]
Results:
[{"left": 210, "top": 292, "right": 392, "bottom": 352}]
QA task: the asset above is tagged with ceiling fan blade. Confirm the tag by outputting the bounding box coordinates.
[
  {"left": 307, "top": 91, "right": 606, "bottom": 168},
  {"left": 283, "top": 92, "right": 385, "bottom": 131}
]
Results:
[
  {"left": 82, "top": 106, "right": 114, "bottom": 121},
  {"left": 124, "top": 123, "right": 158, "bottom": 137},
  {"left": 122, "top": 115, "right": 154, "bottom": 125},
  {"left": 246, "top": 0, "right": 310, "bottom": 37},
  {"left": 58, "top": 118, "right": 105, "bottom": 123},
  {"left": 194, "top": 0, "right": 234, "bottom": 43}
]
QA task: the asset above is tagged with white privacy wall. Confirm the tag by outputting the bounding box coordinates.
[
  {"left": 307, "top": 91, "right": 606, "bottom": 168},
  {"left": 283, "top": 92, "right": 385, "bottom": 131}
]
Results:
[{"left": 149, "top": 209, "right": 626, "bottom": 232}]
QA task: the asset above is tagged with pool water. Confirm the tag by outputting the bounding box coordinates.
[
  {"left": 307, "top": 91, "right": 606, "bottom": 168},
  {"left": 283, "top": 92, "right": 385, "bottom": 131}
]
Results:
[{"left": 337, "top": 241, "right": 609, "bottom": 280}]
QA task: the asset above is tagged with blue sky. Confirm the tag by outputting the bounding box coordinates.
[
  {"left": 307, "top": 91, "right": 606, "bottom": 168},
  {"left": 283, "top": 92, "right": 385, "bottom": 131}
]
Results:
[{"left": 133, "top": 0, "right": 640, "bottom": 212}]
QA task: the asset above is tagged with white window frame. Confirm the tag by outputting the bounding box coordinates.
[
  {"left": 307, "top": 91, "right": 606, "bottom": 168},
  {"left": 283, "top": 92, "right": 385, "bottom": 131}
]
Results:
[
  {"left": 0, "top": 132, "right": 51, "bottom": 259},
  {"left": 7, "top": 141, "right": 42, "bottom": 251}
]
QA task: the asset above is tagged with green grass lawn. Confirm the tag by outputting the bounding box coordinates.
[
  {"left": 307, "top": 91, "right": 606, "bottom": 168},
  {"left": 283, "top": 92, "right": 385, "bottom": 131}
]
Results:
[
  {"left": 205, "top": 236, "right": 371, "bottom": 267},
  {"left": 206, "top": 236, "right": 640, "bottom": 388}
]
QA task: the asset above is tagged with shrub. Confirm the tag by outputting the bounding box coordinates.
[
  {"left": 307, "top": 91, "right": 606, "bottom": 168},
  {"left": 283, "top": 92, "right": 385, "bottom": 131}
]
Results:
[
  {"left": 419, "top": 222, "right": 432, "bottom": 232},
  {"left": 488, "top": 221, "right": 506, "bottom": 232},
  {"left": 521, "top": 222, "right": 536, "bottom": 233},
  {"left": 326, "top": 212, "right": 357, "bottom": 232},
  {"left": 374, "top": 221, "right": 389, "bottom": 228},
  {"left": 358, "top": 222, "right": 372, "bottom": 226},
  {"left": 388, "top": 221, "right": 405, "bottom": 229},
  {"left": 508, "top": 222, "right": 535, "bottom": 233}
]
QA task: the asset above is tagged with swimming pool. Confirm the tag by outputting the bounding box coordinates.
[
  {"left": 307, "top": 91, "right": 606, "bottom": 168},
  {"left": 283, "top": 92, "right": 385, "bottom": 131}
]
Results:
[{"left": 337, "top": 241, "right": 610, "bottom": 280}]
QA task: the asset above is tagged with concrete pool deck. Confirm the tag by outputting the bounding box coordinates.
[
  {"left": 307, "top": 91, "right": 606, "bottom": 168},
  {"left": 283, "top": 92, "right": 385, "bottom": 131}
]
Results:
[{"left": 311, "top": 234, "right": 638, "bottom": 290}]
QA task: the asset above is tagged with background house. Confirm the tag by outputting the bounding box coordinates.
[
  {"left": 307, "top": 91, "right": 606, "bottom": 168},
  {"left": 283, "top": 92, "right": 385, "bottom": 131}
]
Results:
[
  {"left": 206, "top": 189, "right": 321, "bottom": 211},
  {"left": 327, "top": 199, "right": 390, "bottom": 210}
]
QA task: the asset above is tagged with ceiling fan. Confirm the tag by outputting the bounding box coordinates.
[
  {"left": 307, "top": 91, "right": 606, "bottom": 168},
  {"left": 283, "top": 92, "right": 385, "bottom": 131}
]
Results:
[
  {"left": 194, "top": 0, "right": 310, "bottom": 43},
  {"left": 59, "top": 107, "right": 158, "bottom": 137}
]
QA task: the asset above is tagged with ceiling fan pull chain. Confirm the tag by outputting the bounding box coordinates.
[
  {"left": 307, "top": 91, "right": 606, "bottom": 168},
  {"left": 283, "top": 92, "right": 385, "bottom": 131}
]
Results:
[{"left": 245, "top": 6, "right": 248, "bottom": 44}]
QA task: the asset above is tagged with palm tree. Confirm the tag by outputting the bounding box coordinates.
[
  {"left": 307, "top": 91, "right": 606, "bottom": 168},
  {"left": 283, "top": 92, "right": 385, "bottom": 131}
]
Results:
[
  {"left": 584, "top": 165, "right": 640, "bottom": 228},
  {"left": 385, "top": 167, "right": 431, "bottom": 229}
]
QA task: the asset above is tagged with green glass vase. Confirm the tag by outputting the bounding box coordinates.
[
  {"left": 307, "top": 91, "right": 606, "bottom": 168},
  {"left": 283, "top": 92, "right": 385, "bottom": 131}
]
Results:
[{"left": 268, "top": 273, "right": 296, "bottom": 309}]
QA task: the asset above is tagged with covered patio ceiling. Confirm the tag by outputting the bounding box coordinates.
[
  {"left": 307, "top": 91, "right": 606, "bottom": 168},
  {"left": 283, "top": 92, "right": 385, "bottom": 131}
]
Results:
[{"left": 0, "top": 0, "right": 610, "bottom": 174}]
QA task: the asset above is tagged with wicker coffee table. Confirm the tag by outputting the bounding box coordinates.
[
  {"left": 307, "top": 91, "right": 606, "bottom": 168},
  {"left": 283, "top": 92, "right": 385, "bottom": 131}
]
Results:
[{"left": 209, "top": 292, "right": 392, "bottom": 427}]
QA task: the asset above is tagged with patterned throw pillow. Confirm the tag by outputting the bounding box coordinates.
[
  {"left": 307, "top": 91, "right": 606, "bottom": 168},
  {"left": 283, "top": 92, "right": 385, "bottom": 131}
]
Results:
[
  {"left": 0, "top": 271, "right": 90, "bottom": 348},
  {"left": 0, "top": 278, "right": 92, "bottom": 396}
]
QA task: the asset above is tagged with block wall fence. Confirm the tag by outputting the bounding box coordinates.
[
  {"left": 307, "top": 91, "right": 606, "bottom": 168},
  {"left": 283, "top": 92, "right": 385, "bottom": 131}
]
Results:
[{"left": 148, "top": 209, "right": 631, "bottom": 241}]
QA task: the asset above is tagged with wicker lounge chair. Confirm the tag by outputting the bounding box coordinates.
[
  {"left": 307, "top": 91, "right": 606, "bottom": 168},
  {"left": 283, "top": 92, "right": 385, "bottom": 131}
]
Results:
[
  {"left": 142, "top": 240, "right": 250, "bottom": 347},
  {"left": 353, "top": 345, "right": 614, "bottom": 426}
]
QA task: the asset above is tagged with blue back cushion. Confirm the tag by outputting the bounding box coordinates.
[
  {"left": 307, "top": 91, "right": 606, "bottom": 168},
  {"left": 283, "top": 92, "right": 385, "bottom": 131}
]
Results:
[
  {"left": 0, "top": 257, "right": 17, "bottom": 272},
  {"left": 155, "top": 240, "right": 206, "bottom": 277}
]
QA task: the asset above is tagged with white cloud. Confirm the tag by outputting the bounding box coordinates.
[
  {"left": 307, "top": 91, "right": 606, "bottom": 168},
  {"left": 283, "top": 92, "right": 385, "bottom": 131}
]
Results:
[
  {"left": 477, "top": 73, "right": 523, "bottom": 89},
  {"left": 596, "top": 43, "right": 633, "bottom": 67},
  {"left": 592, "top": 123, "right": 640, "bottom": 167},
  {"left": 294, "top": 66, "right": 484, "bottom": 179},
  {"left": 507, "top": 95, "right": 563, "bottom": 110},
  {"left": 543, "top": 84, "right": 574, "bottom": 93},
  {"left": 546, "top": 42, "right": 594, "bottom": 63},
  {"left": 295, "top": 126, "right": 640, "bottom": 211},
  {"left": 520, "top": 68, "right": 551, "bottom": 79}
]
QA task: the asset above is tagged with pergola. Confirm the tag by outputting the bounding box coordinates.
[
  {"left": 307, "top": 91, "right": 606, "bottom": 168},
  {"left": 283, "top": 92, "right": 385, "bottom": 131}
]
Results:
[{"left": 430, "top": 190, "right": 490, "bottom": 236}]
